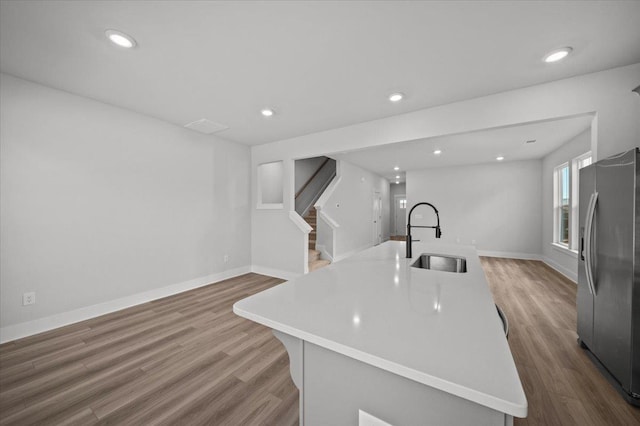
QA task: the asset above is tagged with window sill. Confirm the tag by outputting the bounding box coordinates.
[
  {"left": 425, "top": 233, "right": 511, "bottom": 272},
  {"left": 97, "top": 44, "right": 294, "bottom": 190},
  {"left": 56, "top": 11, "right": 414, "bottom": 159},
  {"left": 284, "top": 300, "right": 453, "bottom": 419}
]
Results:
[{"left": 551, "top": 243, "right": 578, "bottom": 258}]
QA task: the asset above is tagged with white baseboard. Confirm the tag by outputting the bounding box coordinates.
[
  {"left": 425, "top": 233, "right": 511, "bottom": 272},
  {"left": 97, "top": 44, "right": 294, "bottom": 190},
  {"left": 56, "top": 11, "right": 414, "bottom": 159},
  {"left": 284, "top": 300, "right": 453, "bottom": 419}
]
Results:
[
  {"left": 541, "top": 256, "right": 578, "bottom": 283},
  {"left": 251, "top": 265, "right": 302, "bottom": 282},
  {"left": 477, "top": 250, "right": 578, "bottom": 283},
  {"left": 334, "top": 243, "right": 373, "bottom": 262},
  {"left": 0, "top": 266, "right": 252, "bottom": 344},
  {"left": 477, "top": 250, "right": 542, "bottom": 261}
]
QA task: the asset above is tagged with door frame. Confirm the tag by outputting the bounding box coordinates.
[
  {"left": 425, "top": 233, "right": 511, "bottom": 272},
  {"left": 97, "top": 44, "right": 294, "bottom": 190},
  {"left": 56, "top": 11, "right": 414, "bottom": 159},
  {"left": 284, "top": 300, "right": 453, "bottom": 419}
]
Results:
[{"left": 393, "top": 194, "right": 407, "bottom": 236}]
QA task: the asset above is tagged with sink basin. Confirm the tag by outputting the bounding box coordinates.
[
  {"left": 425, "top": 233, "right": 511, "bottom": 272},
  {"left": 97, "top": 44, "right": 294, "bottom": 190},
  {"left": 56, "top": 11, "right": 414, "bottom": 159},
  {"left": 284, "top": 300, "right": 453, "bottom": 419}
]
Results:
[{"left": 411, "top": 253, "right": 467, "bottom": 273}]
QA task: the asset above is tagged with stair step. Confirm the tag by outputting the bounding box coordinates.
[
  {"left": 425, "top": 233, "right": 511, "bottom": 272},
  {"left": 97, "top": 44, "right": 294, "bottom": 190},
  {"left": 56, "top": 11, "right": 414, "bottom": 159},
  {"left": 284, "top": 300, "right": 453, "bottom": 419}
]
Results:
[
  {"left": 309, "top": 249, "right": 321, "bottom": 262},
  {"left": 309, "top": 259, "right": 331, "bottom": 272}
]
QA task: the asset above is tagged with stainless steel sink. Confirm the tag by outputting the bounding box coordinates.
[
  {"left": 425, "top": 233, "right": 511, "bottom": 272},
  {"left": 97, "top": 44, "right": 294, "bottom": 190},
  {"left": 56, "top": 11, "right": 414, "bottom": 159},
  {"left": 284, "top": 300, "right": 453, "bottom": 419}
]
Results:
[{"left": 411, "top": 253, "right": 467, "bottom": 273}]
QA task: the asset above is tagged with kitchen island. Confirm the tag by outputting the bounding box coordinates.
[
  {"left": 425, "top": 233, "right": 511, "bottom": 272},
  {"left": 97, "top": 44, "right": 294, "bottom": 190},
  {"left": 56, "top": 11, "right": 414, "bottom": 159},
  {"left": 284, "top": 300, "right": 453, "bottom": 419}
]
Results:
[{"left": 233, "top": 241, "right": 527, "bottom": 425}]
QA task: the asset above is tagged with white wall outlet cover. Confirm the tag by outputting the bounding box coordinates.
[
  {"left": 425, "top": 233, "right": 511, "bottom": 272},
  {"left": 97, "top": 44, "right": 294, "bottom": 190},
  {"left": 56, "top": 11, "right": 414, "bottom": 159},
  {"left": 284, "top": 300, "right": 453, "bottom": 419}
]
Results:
[{"left": 23, "top": 292, "right": 36, "bottom": 306}]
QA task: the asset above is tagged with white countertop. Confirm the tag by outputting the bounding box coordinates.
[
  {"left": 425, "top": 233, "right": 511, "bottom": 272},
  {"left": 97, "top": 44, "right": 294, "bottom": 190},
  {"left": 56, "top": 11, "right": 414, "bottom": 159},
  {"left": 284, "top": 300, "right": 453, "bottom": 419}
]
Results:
[{"left": 233, "top": 241, "right": 527, "bottom": 418}]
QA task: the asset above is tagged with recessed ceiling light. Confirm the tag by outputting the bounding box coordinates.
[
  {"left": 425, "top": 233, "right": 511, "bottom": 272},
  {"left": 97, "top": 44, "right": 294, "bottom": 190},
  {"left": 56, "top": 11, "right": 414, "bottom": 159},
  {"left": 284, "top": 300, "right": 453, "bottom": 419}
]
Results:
[
  {"left": 389, "top": 93, "right": 404, "bottom": 102},
  {"left": 105, "top": 29, "right": 136, "bottom": 49},
  {"left": 393, "top": 166, "right": 400, "bottom": 171},
  {"left": 496, "top": 156, "right": 505, "bottom": 161},
  {"left": 433, "top": 149, "right": 442, "bottom": 155},
  {"left": 396, "top": 181, "right": 400, "bottom": 184},
  {"left": 395, "top": 175, "right": 400, "bottom": 179},
  {"left": 261, "top": 108, "right": 274, "bottom": 117},
  {"left": 543, "top": 47, "right": 572, "bottom": 63}
]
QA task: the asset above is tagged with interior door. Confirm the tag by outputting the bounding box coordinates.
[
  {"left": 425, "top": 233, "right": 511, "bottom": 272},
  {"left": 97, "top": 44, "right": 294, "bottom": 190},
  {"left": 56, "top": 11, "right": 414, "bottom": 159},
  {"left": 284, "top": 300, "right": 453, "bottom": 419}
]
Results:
[
  {"left": 395, "top": 195, "right": 407, "bottom": 236},
  {"left": 373, "top": 192, "right": 382, "bottom": 245}
]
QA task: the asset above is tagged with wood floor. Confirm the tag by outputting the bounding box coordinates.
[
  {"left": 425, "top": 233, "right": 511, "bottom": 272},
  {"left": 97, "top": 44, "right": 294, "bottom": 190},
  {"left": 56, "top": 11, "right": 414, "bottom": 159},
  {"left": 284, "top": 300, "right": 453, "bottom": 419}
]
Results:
[
  {"left": 481, "top": 257, "right": 640, "bottom": 426},
  {"left": 0, "top": 274, "right": 297, "bottom": 425},
  {"left": 1, "top": 259, "right": 639, "bottom": 425}
]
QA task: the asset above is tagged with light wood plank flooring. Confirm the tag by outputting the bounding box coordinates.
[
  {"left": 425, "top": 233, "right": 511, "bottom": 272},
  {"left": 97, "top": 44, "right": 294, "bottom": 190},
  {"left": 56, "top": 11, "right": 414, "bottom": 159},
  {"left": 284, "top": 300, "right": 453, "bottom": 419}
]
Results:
[
  {"left": 481, "top": 257, "right": 640, "bottom": 426},
  {"left": 0, "top": 273, "right": 297, "bottom": 425},
  {"left": 1, "top": 260, "right": 639, "bottom": 425}
]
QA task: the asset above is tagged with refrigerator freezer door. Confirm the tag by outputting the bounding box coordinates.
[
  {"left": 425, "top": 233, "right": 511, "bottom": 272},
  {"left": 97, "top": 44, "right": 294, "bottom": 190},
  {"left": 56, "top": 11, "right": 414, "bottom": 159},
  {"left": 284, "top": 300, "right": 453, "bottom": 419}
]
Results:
[
  {"left": 593, "top": 149, "right": 636, "bottom": 391},
  {"left": 633, "top": 149, "right": 640, "bottom": 397},
  {"left": 578, "top": 164, "right": 596, "bottom": 349}
]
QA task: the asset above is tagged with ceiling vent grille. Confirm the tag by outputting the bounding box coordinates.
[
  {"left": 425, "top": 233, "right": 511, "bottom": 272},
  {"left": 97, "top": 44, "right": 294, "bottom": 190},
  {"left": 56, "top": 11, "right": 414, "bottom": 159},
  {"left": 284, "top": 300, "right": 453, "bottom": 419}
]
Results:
[
  {"left": 525, "top": 139, "right": 537, "bottom": 144},
  {"left": 184, "top": 118, "right": 228, "bottom": 134}
]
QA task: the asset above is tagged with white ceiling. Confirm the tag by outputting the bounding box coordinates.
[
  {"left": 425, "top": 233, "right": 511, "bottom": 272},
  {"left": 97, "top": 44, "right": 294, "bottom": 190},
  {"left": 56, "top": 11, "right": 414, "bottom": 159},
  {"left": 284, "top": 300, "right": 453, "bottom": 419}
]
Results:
[
  {"left": 331, "top": 115, "right": 593, "bottom": 182},
  {"left": 1, "top": 1, "right": 639, "bottom": 146}
]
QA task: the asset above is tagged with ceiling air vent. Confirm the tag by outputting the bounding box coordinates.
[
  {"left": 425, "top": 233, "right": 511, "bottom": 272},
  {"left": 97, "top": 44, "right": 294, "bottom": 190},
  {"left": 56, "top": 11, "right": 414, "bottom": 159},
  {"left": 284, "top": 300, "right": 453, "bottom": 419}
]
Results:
[
  {"left": 184, "top": 118, "right": 228, "bottom": 134},
  {"left": 525, "top": 139, "right": 537, "bottom": 144}
]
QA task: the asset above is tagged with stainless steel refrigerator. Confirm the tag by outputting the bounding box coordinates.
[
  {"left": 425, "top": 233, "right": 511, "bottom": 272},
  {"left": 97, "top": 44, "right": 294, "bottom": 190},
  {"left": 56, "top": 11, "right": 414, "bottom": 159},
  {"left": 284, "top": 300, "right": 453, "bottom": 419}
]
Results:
[{"left": 577, "top": 147, "right": 639, "bottom": 405}]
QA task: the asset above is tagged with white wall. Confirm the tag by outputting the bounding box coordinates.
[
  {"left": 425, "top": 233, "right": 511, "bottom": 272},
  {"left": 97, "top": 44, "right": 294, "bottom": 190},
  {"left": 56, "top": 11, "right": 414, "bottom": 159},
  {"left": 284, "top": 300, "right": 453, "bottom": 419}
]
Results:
[
  {"left": 0, "top": 74, "right": 251, "bottom": 339},
  {"left": 541, "top": 129, "right": 591, "bottom": 281},
  {"left": 251, "top": 64, "right": 639, "bottom": 276},
  {"left": 407, "top": 161, "right": 542, "bottom": 257},
  {"left": 319, "top": 161, "right": 390, "bottom": 259}
]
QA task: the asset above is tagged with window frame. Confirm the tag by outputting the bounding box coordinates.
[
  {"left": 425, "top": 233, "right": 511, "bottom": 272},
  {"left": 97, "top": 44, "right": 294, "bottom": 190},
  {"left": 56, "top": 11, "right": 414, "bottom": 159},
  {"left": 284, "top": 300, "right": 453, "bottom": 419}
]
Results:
[
  {"left": 552, "top": 151, "right": 592, "bottom": 254},
  {"left": 553, "top": 162, "right": 571, "bottom": 249}
]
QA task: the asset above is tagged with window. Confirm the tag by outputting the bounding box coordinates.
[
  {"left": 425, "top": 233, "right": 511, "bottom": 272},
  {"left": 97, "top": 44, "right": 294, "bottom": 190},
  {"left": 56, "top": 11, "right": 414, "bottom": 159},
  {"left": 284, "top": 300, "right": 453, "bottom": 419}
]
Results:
[
  {"left": 554, "top": 163, "right": 570, "bottom": 246},
  {"left": 553, "top": 152, "right": 591, "bottom": 251}
]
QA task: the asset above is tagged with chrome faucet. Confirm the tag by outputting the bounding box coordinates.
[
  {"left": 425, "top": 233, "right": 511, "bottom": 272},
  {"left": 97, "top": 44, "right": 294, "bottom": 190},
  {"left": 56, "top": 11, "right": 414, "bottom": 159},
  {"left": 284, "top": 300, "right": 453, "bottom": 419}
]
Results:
[{"left": 406, "top": 202, "right": 442, "bottom": 258}]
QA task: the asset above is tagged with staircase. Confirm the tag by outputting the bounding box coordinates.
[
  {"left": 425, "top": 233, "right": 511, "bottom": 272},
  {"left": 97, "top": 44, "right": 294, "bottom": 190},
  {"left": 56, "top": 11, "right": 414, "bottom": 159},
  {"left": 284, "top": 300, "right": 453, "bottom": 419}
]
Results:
[{"left": 304, "top": 208, "right": 330, "bottom": 272}]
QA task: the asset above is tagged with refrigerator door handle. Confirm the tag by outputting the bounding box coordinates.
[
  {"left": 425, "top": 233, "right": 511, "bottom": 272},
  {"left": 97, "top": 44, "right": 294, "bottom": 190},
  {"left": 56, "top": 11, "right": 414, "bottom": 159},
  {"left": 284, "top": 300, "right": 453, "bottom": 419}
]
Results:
[{"left": 584, "top": 192, "right": 598, "bottom": 296}]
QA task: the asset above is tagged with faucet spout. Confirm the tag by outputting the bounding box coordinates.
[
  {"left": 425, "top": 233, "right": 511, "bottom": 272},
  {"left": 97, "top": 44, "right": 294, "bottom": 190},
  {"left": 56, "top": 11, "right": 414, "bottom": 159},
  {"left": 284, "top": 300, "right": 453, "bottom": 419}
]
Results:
[{"left": 406, "top": 202, "right": 442, "bottom": 258}]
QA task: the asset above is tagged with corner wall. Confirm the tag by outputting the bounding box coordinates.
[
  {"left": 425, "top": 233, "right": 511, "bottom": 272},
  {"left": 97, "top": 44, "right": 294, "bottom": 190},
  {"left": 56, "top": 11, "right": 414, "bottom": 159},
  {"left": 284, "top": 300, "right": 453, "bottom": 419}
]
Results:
[{"left": 0, "top": 74, "right": 252, "bottom": 341}]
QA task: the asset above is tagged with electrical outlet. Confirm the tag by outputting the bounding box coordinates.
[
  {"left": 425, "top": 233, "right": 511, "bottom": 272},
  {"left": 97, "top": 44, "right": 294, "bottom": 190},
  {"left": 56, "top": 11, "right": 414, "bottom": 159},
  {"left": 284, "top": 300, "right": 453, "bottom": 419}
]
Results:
[
  {"left": 223, "top": 254, "right": 229, "bottom": 263},
  {"left": 23, "top": 292, "right": 36, "bottom": 306}
]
